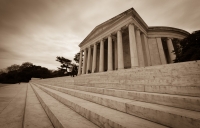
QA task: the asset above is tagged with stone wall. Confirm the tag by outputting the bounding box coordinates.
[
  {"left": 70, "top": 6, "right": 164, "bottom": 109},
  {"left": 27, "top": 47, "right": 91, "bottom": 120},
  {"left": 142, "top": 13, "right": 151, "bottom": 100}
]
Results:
[
  {"left": 32, "top": 61, "right": 200, "bottom": 87},
  {"left": 76, "top": 61, "right": 200, "bottom": 86}
]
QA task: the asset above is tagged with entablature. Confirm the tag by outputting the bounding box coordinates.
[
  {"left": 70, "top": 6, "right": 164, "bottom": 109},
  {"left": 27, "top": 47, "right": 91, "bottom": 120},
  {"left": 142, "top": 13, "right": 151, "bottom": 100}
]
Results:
[
  {"left": 148, "top": 26, "right": 189, "bottom": 39},
  {"left": 79, "top": 8, "right": 148, "bottom": 48}
]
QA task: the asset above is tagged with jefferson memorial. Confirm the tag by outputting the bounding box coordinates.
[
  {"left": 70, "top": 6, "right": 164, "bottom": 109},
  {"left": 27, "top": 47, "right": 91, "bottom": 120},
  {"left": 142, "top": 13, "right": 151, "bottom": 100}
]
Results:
[
  {"left": 1, "top": 7, "right": 200, "bottom": 128},
  {"left": 77, "top": 8, "right": 189, "bottom": 75}
]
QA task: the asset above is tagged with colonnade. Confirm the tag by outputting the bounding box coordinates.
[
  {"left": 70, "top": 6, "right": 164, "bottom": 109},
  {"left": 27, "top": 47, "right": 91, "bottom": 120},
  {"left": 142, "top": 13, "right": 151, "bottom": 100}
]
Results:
[
  {"left": 167, "top": 38, "right": 176, "bottom": 63},
  {"left": 77, "top": 23, "right": 176, "bottom": 75}
]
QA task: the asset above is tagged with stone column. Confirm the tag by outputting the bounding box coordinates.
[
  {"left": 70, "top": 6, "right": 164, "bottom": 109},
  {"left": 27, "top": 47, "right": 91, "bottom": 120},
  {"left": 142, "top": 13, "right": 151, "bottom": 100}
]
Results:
[
  {"left": 136, "top": 28, "right": 145, "bottom": 67},
  {"left": 117, "top": 30, "right": 124, "bottom": 69},
  {"left": 86, "top": 46, "right": 91, "bottom": 74},
  {"left": 92, "top": 43, "right": 97, "bottom": 73},
  {"left": 82, "top": 49, "right": 87, "bottom": 74},
  {"left": 156, "top": 38, "right": 167, "bottom": 64},
  {"left": 141, "top": 33, "right": 151, "bottom": 66},
  {"left": 167, "top": 38, "right": 176, "bottom": 63},
  {"left": 128, "top": 23, "right": 139, "bottom": 67},
  {"left": 78, "top": 50, "right": 83, "bottom": 75},
  {"left": 114, "top": 39, "right": 118, "bottom": 70},
  {"left": 107, "top": 35, "right": 113, "bottom": 71},
  {"left": 96, "top": 44, "right": 100, "bottom": 72},
  {"left": 99, "top": 40, "right": 104, "bottom": 72},
  {"left": 148, "top": 38, "right": 162, "bottom": 66}
]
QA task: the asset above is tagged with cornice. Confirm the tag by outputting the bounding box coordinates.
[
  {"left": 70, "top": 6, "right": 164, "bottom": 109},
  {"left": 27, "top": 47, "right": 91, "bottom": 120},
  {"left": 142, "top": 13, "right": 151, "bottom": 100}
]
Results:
[
  {"left": 79, "top": 8, "right": 149, "bottom": 47},
  {"left": 79, "top": 8, "right": 133, "bottom": 47},
  {"left": 148, "top": 26, "right": 189, "bottom": 36},
  {"left": 80, "top": 17, "right": 133, "bottom": 50},
  {"left": 148, "top": 26, "right": 190, "bottom": 39},
  {"left": 79, "top": 8, "right": 190, "bottom": 49},
  {"left": 130, "top": 8, "right": 148, "bottom": 30}
]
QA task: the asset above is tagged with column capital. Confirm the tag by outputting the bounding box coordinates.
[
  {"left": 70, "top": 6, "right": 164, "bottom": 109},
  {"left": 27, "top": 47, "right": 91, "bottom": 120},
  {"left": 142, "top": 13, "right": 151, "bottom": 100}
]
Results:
[
  {"left": 126, "top": 22, "right": 135, "bottom": 28},
  {"left": 117, "top": 28, "right": 126, "bottom": 34},
  {"left": 96, "top": 41, "right": 100, "bottom": 46},
  {"left": 99, "top": 39, "right": 105, "bottom": 43},
  {"left": 88, "top": 45, "right": 93, "bottom": 49},
  {"left": 117, "top": 28, "right": 122, "bottom": 32},
  {"left": 90, "top": 45, "right": 94, "bottom": 48},
  {"left": 104, "top": 34, "right": 112, "bottom": 40},
  {"left": 141, "top": 33, "right": 148, "bottom": 40},
  {"left": 129, "top": 22, "right": 134, "bottom": 26},
  {"left": 111, "top": 36, "right": 117, "bottom": 43},
  {"left": 107, "top": 34, "right": 112, "bottom": 38},
  {"left": 136, "top": 27, "right": 140, "bottom": 31},
  {"left": 93, "top": 42, "right": 98, "bottom": 45},
  {"left": 110, "top": 31, "right": 116, "bottom": 35},
  {"left": 121, "top": 25, "right": 127, "bottom": 30},
  {"left": 167, "top": 37, "right": 173, "bottom": 40}
]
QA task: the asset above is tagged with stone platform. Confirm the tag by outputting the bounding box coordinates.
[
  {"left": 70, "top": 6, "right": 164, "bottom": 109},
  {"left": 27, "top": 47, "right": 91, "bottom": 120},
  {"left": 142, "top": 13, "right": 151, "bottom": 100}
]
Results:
[{"left": 0, "top": 61, "right": 200, "bottom": 128}]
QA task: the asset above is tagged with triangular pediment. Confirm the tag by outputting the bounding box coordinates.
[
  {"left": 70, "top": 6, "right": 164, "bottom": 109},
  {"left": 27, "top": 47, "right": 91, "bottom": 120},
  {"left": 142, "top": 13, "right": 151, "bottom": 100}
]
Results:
[{"left": 79, "top": 8, "right": 148, "bottom": 47}]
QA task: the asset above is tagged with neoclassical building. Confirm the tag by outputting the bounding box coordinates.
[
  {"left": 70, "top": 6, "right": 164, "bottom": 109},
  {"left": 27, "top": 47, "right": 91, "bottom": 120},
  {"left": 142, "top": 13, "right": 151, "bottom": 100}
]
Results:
[{"left": 78, "top": 8, "right": 189, "bottom": 75}]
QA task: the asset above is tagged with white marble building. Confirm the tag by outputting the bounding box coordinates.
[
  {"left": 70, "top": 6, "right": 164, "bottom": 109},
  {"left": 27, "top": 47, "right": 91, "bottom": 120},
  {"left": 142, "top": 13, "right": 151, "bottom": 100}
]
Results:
[{"left": 78, "top": 8, "right": 189, "bottom": 75}]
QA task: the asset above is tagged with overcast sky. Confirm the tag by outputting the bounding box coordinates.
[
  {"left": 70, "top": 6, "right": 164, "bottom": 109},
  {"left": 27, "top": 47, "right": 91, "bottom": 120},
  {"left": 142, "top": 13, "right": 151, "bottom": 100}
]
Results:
[{"left": 0, "top": 0, "right": 199, "bottom": 70}]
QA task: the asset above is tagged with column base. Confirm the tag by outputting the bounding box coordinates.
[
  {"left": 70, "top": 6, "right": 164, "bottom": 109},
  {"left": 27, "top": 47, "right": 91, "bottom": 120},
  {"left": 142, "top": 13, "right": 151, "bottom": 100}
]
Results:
[
  {"left": 107, "top": 70, "right": 114, "bottom": 72},
  {"left": 117, "top": 68, "right": 124, "bottom": 71},
  {"left": 107, "top": 69, "right": 113, "bottom": 71},
  {"left": 131, "top": 66, "right": 139, "bottom": 69}
]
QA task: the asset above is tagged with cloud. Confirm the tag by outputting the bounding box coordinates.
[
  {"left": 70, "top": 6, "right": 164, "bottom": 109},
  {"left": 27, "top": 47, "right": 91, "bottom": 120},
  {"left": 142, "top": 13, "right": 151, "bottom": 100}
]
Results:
[{"left": 0, "top": 0, "right": 199, "bottom": 70}]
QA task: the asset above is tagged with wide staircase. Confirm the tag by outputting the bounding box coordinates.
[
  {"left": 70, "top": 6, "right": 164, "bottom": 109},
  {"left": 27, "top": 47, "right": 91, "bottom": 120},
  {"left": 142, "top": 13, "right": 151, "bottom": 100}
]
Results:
[{"left": 2, "top": 61, "right": 199, "bottom": 128}]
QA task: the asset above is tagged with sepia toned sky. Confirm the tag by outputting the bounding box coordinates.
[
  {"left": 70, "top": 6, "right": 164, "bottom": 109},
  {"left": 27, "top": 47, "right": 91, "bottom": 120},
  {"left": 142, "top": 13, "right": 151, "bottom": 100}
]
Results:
[{"left": 0, "top": 0, "right": 200, "bottom": 70}]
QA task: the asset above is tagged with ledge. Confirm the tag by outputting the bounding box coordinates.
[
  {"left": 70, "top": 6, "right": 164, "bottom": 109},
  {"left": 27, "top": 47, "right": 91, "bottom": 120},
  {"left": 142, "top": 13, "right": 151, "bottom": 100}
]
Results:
[{"left": 148, "top": 26, "right": 190, "bottom": 36}]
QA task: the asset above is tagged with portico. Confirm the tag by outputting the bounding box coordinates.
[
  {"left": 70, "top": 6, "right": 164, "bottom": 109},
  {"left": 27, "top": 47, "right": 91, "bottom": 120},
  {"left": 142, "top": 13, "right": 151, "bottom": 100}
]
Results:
[{"left": 78, "top": 8, "right": 189, "bottom": 75}]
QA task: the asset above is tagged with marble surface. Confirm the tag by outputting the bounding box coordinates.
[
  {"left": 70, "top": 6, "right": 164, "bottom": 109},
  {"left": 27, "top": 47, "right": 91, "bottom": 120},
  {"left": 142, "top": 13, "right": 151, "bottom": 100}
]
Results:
[
  {"left": 37, "top": 84, "right": 200, "bottom": 128},
  {"left": 51, "top": 82, "right": 200, "bottom": 97},
  {"left": 126, "top": 101, "right": 200, "bottom": 128},
  {"left": 30, "top": 61, "right": 200, "bottom": 128},
  {"left": 24, "top": 84, "right": 54, "bottom": 128},
  {"left": 39, "top": 83, "right": 200, "bottom": 112},
  {"left": 75, "top": 61, "right": 200, "bottom": 86},
  {"left": 32, "top": 84, "right": 98, "bottom": 128},
  {"left": 35, "top": 84, "right": 167, "bottom": 128},
  {"left": 0, "top": 84, "right": 27, "bottom": 128},
  {"left": 145, "top": 85, "right": 200, "bottom": 97}
]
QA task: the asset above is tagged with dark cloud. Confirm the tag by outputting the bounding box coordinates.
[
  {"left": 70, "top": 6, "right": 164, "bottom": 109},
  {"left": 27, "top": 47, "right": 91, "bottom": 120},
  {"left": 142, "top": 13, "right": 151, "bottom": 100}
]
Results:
[{"left": 0, "top": 0, "right": 199, "bottom": 69}]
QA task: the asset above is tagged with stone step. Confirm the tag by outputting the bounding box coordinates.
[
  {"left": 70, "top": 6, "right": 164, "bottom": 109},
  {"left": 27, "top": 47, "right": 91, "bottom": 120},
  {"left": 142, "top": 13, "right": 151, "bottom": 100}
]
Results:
[
  {"left": 34, "top": 77, "right": 200, "bottom": 97},
  {"left": 34, "top": 76, "right": 74, "bottom": 86},
  {"left": 35, "top": 83, "right": 200, "bottom": 128},
  {"left": 0, "top": 84, "right": 27, "bottom": 128},
  {"left": 73, "top": 81, "right": 200, "bottom": 97},
  {"left": 31, "top": 83, "right": 99, "bottom": 128},
  {"left": 35, "top": 85, "right": 200, "bottom": 127},
  {"left": 33, "top": 84, "right": 167, "bottom": 128},
  {"left": 24, "top": 84, "right": 54, "bottom": 128},
  {"left": 39, "top": 83, "right": 200, "bottom": 111},
  {"left": 145, "top": 85, "right": 200, "bottom": 97},
  {"left": 76, "top": 61, "right": 200, "bottom": 87}
]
